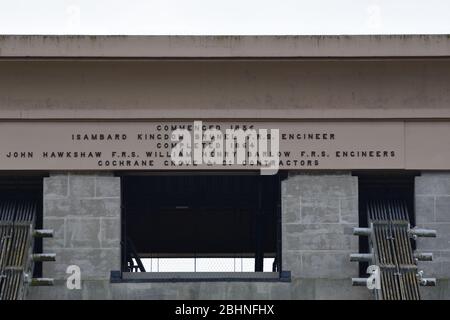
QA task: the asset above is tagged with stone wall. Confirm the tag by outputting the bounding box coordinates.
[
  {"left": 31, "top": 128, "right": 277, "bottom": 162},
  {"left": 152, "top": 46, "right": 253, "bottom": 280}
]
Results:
[
  {"left": 41, "top": 172, "right": 121, "bottom": 281},
  {"left": 27, "top": 171, "right": 370, "bottom": 300},
  {"left": 415, "top": 172, "right": 450, "bottom": 299},
  {"left": 281, "top": 172, "right": 359, "bottom": 280}
]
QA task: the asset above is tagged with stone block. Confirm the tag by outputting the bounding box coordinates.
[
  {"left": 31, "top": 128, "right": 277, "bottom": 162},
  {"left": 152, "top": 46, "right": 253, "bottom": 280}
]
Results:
[
  {"left": 289, "top": 278, "right": 316, "bottom": 300},
  {"left": 269, "top": 282, "right": 292, "bottom": 300},
  {"left": 45, "top": 197, "right": 120, "bottom": 218},
  {"left": 419, "top": 286, "right": 441, "bottom": 300},
  {"left": 415, "top": 174, "right": 450, "bottom": 196},
  {"left": 95, "top": 176, "right": 120, "bottom": 198},
  {"left": 282, "top": 195, "right": 301, "bottom": 224},
  {"left": 418, "top": 251, "right": 450, "bottom": 278},
  {"left": 43, "top": 248, "right": 120, "bottom": 280},
  {"left": 44, "top": 174, "right": 68, "bottom": 199},
  {"left": 26, "top": 281, "right": 83, "bottom": 300},
  {"left": 300, "top": 197, "right": 340, "bottom": 223},
  {"left": 43, "top": 218, "right": 65, "bottom": 249},
  {"left": 435, "top": 196, "right": 450, "bottom": 222},
  {"left": 300, "top": 252, "right": 356, "bottom": 278},
  {"left": 69, "top": 174, "right": 95, "bottom": 198},
  {"left": 284, "top": 224, "right": 357, "bottom": 251},
  {"left": 77, "top": 198, "right": 121, "bottom": 217},
  {"left": 340, "top": 196, "right": 359, "bottom": 224},
  {"left": 416, "top": 223, "right": 450, "bottom": 251},
  {"left": 294, "top": 174, "right": 357, "bottom": 198},
  {"left": 100, "top": 218, "right": 121, "bottom": 248},
  {"left": 110, "top": 283, "right": 129, "bottom": 300},
  {"left": 313, "top": 279, "right": 371, "bottom": 300},
  {"left": 44, "top": 198, "right": 71, "bottom": 218},
  {"left": 198, "top": 282, "right": 228, "bottom": 299},
  {"left": 282, "top": 250, "right": 302, "bottom": 275},
  {"left": 65, "top": 218, "right": 101, "bottom": 248},
  {"left": 415, "top": 195, "right": 435, "bottom": 224},
  {"left": 81, "top": 280, "right": 113, "bottom": 300},
  {"left": 126, "top": 282, "right": 187, "bottom": 299}
]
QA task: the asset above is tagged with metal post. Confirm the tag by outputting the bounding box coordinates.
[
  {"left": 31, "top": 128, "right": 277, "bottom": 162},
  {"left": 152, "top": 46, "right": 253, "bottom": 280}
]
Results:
[{"left": 255, "top": 177, "right": 264, "bottom": 272}]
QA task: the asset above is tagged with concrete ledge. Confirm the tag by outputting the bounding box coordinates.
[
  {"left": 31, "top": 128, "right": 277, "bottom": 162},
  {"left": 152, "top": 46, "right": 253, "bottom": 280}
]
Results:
[
  {"left": 26, "top": 278, "right": 372, "bottom": 299},
  {"left": 117, "top": 272, "right": 290, "bottom": 283},
  {"left": 1, "top": 35, "right": 450, "bottom": 58}
]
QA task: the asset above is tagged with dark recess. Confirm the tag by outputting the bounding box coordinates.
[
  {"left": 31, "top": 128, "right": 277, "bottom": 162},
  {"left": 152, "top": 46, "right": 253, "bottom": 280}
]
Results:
[
  {"left": 355, "top": 171, "right": 418, "bottom": 277},
  {"left": 121, "top": 173, "right": 283, "bottom": 273}
]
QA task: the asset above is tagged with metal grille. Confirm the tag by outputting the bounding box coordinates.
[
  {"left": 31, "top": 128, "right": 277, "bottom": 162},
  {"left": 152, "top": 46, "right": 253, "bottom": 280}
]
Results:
[
  {"left": 368, "top": 200, "right": 421, "bottom": 300},
  {"left": 0, "top": 201, "right": 36, "bottom": 300}
]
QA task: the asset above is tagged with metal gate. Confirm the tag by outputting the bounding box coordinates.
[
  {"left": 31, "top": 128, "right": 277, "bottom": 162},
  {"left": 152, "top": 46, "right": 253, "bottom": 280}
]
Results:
[
  {"left": 0, "top": 201, "right": 55, "bottom": 300},
  {"left": 351, "top": 200, "right": 436, "bottom": 300}
]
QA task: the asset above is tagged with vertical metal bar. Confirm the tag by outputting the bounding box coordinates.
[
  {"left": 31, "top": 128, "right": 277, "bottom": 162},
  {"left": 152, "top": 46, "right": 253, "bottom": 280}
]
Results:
[
  {"left": 120, "top": 176, "right": 127, "bottom": 272},
  {"left": 276, "top": 174, "right": 282, "bottom": 273},
  {"left": 254, "top": 177, "right": 264, "bottom": 272}
]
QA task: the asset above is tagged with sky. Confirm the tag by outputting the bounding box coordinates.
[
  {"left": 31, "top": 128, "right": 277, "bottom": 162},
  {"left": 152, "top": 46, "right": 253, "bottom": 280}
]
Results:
[{"left": 0, "top": 0, "right": 450, "bottom": 35}]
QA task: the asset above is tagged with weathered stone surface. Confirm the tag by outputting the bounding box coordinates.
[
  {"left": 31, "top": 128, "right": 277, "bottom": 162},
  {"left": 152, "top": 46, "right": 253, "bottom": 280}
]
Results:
[
  {"left": 420, "top": 279, "right": 450, "bottom": 300},
  {"left": 43, "top": 172, "right": 121, "bottom": 282},
  {"left": 285, "top": 250, "right": 357, "bottom": 279},
  {"left": 45, "top": 197, "right": 121, "bottom": 218},
  {"left": 44, "top": 198, "right": 71, "bottom": 218},
  {"left": 269, "top": 282, "right": 292, "bottom": 300},
  {"left": 81, "top": 280, "right": 113, "bottom": 300},
  {"left": 197, "top": 282, "right": 227, "bottom": 299},
  {"left": 300, "top": 252, "right": 356, "bottom": 278},
  {"left": 65, "top": 218, "right": 101, "bottom": 248},
  {"left": 26, "top": 280, "right": 83, "bottom": 300},
  {"left": 289, "top": 278, "right": 316, "bottom": 300},
  {"left": 416, "top": 223, "right": 450, "bottom": 251},
  {"left": 282, "top": 195, "right": 301, "bottom": 224},
  {"left": 415, "top": 173, "right": 450, "bottom": 196},
  {"left": 437, "top": 251, "right": 450, "bottom": 278},
  {"left": 287, "top": 174, "right": 357, "bottom": 198},
  {"left": 418, "top": 251, "right": 450, "bottom": 278},
  {"left": 76, "top": 198, "right": 121, "bottom": 217},
  {"left": 69, "top": 174, "right": 95, "bottom": 198},
  {"left": 420, "top": 286, "right": 441, "bottom": 300},
  {"left": 415, "top": 195, "right": 435, "bottom": 224},
  {"left": 284, "top": 224, "right": 356, "bottom": 251},
  {"left": 282, "top": 251, "right": 302, "bottom": 276},
  {"left": 300, "top": 197, "right": 340, "bottom": 223},
  {"left": 95, "top": 176, "right": 120, "bottom": 198},
  {"left": 44, "top": 174, "right": 68, "bottom": 199},
  {"left": 340, "top": 196, "right": 358, "bottom": 224},
  {"left": 43, "top": 248, "right": 120, "bottom": 280},
  {"left": 415, "top": 172, "right": 450, "bottom": 281},
  {"left": 100, "top": 218, "right": 121, "bottom": 248},
  {"left": 43, "top": 218, "right": 65, "bottom": 249},
  {"left": 435, "top": 196, "right": 450, "bottom": 222},
  {"left": 281, "top": 171, "right": 359, "bottom": 284},
  {"left": 313, "top": 279, "right": 371, "bottom": 300}
]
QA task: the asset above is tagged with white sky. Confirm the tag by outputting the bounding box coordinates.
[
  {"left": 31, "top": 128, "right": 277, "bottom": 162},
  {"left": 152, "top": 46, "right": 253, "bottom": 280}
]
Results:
[{"left": 0, "top": 0, "right": 449, "bottom": 35}]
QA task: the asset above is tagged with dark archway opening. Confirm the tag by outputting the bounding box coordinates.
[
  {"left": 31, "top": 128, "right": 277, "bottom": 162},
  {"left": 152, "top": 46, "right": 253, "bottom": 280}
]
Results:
[
  {"left": 121, "top": 173, "right": 282, "bottom": 273},
  {"left": 355, "top": 171, "right": 418, "bottom": 276}
]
